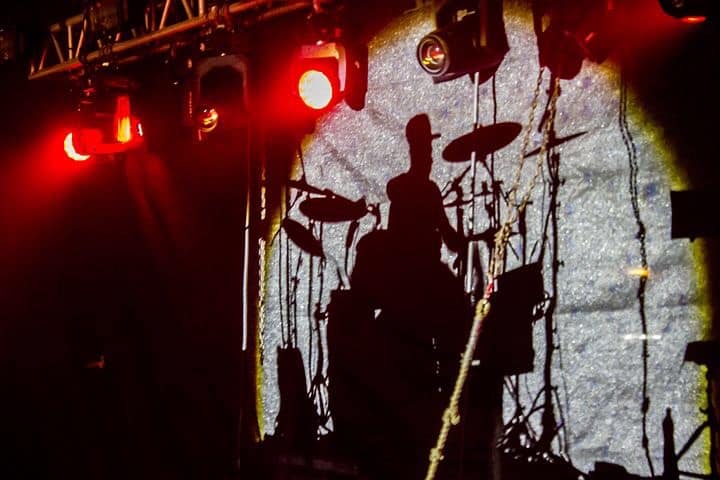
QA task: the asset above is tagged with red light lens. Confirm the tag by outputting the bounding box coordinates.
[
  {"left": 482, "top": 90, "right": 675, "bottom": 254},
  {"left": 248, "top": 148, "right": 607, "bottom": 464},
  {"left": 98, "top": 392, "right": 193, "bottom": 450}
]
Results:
[
  {"left": 298, "top": 70, "right": 334, "bottom": 110},
  {"left": 423, "top": 44, "right": 446, "bottom": 67},
  {"left": 417, "top": 35, "right": 448, "bottom": 75},
  {"left": 64, "top": 133, "right": 91, "bottom": 162},
  {"left": 114, "top": 95, "right": 133, "bottom": 143},
  {"left": 196, "top": 107, "right": 220, "bottom": 133},
  {"left": 681, "top": 16, "right": 706, "bottom": 24}
]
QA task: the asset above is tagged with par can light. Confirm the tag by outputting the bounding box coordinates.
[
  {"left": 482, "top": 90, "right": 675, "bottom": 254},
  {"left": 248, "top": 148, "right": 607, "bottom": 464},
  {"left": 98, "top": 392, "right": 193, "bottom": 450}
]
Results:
[
  {"left": 196, "top": 106, "right": 220, "bottom": 133},
  {"left": 417, "top": 34, "right": 449, "bottom": 76},
  {"left": 416, "top": 0, "right": 508, "bottom": 84}
]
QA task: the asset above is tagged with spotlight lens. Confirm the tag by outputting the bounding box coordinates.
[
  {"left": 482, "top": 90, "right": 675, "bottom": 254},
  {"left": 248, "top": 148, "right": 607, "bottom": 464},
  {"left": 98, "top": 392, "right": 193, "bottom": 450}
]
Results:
[
  {"left": 298, "top": 70, "right": 334, "bottom": 110},
  {"left": 418, "top": 36, "right": 448, "bottom": 75},
  {"left": 64, "top": 133, "right": 91, "bottom": 162},
  {"left": 196, "top": 106, "right": 220, "bottom": 133}
]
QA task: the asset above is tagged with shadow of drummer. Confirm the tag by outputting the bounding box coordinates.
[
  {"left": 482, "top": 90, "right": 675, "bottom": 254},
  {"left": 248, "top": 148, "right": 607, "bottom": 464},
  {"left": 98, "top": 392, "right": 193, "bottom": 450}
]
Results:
[{"left": 335, "top": 114, "right": 474, "bottom": 478}]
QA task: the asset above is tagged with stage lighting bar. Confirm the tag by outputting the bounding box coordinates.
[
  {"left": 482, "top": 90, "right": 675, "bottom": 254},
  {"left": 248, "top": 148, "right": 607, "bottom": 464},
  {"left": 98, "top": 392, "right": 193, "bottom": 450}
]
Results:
[{"left": 29, "top": 0, "right": 313, "bottom": 80}]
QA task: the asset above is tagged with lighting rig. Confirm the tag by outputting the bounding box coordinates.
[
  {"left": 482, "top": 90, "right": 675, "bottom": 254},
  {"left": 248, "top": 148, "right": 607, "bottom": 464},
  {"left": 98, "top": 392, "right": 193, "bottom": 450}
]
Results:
[
  {"left": 28, "top": 0, "right": 369, "bottom": 148},
  {"left": 28, "top": 0, "right": 314, "bottom": 81},
  {"left": 27, "top": 0, "right": 326, "bottom": 155}
]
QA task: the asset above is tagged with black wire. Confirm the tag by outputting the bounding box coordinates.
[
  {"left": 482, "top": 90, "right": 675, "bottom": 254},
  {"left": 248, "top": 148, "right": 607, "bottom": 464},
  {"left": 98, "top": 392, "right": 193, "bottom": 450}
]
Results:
[
  {"left": 297, "top": 145, "right": 308, "bottom": 180},
  {"left": 291, "top": 249, "right": 302, "bottom": 347},
  {"left": 278, "top": 230, "right": 287, "bottom": 346},
  {"left": 620, "top": 64, "right": 654, "bottom": 478},
  {"left": 307, "top": 221, "right": 314, "bottom": 395},
  {"left": 312, "top": 252, "right": 331, "bottom": 428},
  {"left": 553, "top": 307, "right": 573, "bottom": 460}
]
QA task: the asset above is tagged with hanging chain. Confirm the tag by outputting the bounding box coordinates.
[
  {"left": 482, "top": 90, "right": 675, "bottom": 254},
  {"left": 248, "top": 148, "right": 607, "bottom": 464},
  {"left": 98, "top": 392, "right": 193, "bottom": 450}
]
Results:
[
  {"left": 425, "top": 70, "right": 561, "bottom": 480},
  {"left": 489, "top": 74, "right": 560, "bottom": 281}
]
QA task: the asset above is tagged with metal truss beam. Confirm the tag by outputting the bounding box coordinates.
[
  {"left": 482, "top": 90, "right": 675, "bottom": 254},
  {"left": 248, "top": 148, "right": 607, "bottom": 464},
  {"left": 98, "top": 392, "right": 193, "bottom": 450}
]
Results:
[{"left": 29, "top": 0, "right": 311, "bottom": 80}]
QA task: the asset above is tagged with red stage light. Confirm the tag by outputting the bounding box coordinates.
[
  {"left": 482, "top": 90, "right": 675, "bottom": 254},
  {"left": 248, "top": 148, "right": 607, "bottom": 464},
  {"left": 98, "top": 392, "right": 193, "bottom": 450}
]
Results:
[
  {"left": 116, "top": 116, "right": 133, "bottom": 143},
  {"left": 114, "top": 94, "right": 133, "bottom": 143},
  {"left": 196, "top": 106, "right": 220, "bottom": 133},
  {"left": 298, "top": 69, "right": 334, "bottom": 110},
  {"left": 63, "top": 133, "right": 91, "bottom": 162},
  {"left": 681, "top": 15, "right": 706, "bottom": 23}
]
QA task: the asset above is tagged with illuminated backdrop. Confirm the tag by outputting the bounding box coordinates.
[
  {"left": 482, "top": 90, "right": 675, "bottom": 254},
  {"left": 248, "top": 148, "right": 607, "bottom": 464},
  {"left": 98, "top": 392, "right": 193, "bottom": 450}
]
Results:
[{"left": 261, "top": 4, "right": 708, "bottom": 475}]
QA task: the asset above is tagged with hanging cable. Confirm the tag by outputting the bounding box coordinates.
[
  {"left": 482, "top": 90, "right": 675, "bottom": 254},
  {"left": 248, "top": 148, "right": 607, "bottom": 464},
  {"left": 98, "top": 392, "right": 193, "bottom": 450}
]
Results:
[
  {"left": 278, "top": 197, "right": 288, "bottom": 346},
  {"left": 620, "top": 65, "right": 654, "bottom": 478}
]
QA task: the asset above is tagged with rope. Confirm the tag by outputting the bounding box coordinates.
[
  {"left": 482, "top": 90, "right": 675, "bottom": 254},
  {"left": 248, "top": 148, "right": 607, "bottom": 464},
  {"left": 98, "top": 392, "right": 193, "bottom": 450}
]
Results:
[
  {"left": 424, "top": 71, "right": 561, "bottom": 480},
  {"left": 426, "top": 298, "right": 491, "bottom": 480}
]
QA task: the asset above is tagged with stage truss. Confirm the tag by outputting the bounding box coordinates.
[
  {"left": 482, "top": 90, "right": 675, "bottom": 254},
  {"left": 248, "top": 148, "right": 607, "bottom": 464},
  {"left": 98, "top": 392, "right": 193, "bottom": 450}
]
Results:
[{"left": 28, "top": 0, "right": 312, "bottom": 80}]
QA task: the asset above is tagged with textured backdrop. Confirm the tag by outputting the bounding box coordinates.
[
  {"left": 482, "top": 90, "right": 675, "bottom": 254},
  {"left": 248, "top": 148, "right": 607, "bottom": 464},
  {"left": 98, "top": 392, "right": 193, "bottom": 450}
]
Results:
[{"left": 261, "top": 4, "right": 708, "bottom": 475}]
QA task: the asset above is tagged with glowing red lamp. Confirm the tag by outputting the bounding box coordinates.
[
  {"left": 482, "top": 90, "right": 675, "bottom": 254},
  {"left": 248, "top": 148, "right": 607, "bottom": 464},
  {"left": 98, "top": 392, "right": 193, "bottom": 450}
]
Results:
[
  {"left": 63, "top": 133, "right": 91, "bottom": 161},
  {"left": 114, "top": 94, "right": 134, "bottom": 143},
  {"left": 293, "top": 42, "right": 344, "bottom": 113},
  {"left": 64, "top": 93, "right": 144, "bottom": 160},
  {"left": 298, "top": 69, "right": 334, "bottom": 110}
]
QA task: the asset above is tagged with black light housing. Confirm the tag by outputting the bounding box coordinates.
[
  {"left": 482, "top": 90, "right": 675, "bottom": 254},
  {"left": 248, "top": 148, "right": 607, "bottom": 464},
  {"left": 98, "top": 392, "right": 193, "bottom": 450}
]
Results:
[
  {"left": 417, "top": 0, "right": 509, "bottom": 84},
  {"left": 184, "top": 54, "right": 250, "bottom": 140},
  {"left": 659, "top": 0, "right": 717, "bottom": 20}
]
